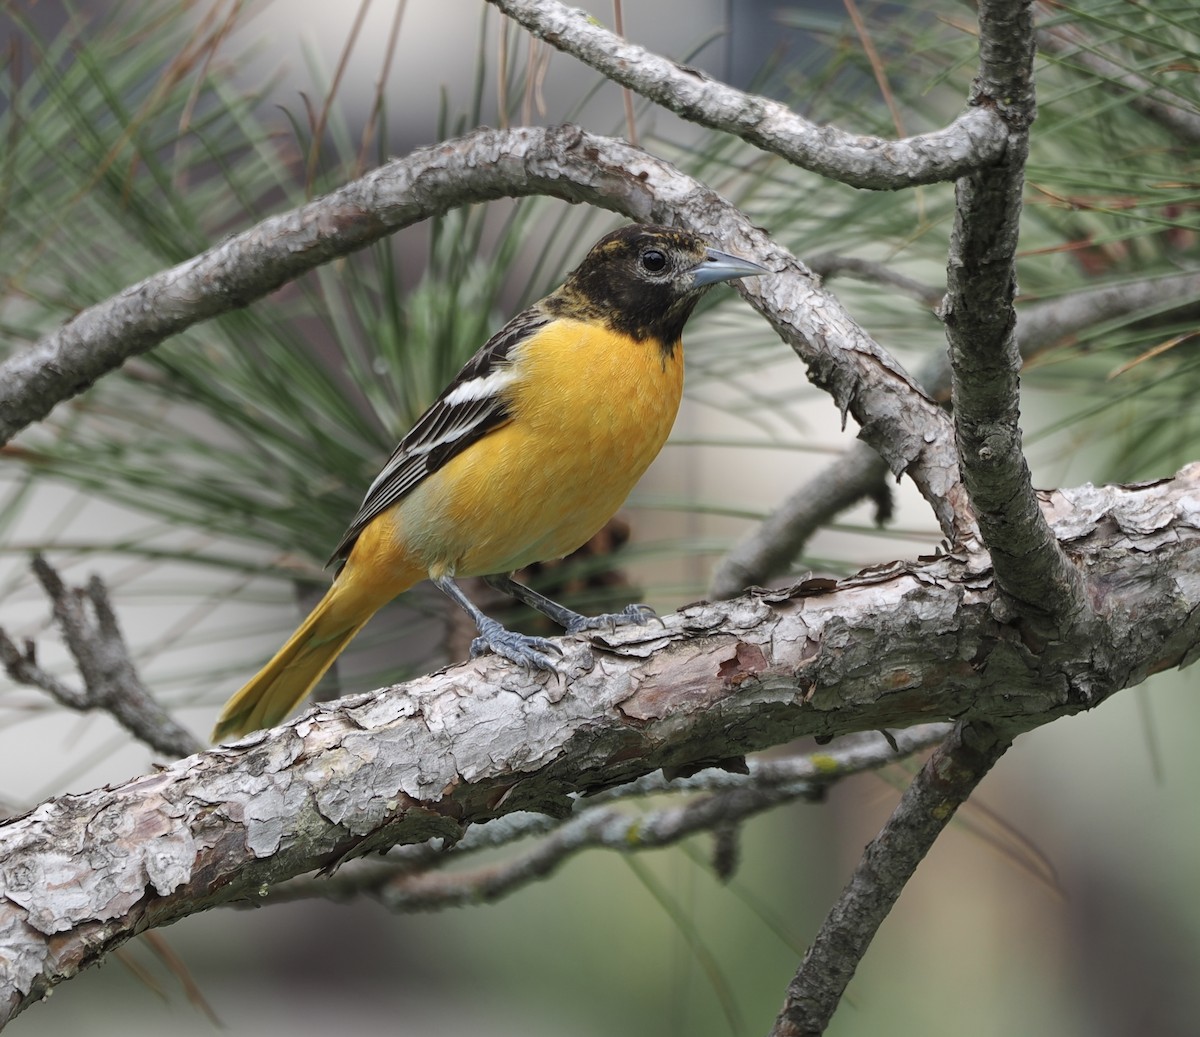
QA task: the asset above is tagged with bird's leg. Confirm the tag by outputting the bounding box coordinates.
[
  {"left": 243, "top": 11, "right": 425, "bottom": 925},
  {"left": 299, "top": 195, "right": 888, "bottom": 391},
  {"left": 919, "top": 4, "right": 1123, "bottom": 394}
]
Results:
[
  {"left": 484, "top": 573, "right": 657, "bottom": 635},
  {"left": 432, "top": 575, "right": 562, "bottom": 670}
]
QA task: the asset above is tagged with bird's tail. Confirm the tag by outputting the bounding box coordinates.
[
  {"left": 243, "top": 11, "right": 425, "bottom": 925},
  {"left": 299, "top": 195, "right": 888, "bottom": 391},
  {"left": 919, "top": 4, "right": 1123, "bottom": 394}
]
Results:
[{"left": 211, "top": 569, "right": 404, "bottom": 742}]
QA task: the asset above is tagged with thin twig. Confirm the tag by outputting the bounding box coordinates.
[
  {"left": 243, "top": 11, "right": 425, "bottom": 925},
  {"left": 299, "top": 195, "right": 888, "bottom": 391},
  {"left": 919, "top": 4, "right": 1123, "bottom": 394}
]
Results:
[
  {"left": 806, "top": 252, "right": 942, "bottom": 307},
  {"left": 710, "top": 269, "right": 1200, "bottom": 598},
  {"left": 709, "top": 440, "right": 891, "bottom": 598},
  {"left": 924, "top": 271, "right": 1200, "bottom": 403},
  {"left": 264, "top": 726, "right": 952, "bottom": 909},
  {"left": 0, "top": 557, "right": 200, "bottom": 759},
  {"left": 611, "top": 0, "right": 638, "bottom": 146},
  {"left": 305, "top": 0, "right": 372, "bottom": 193},
  {"left": 497, "top": 13, "right": 509, "bottom": 129},
  {"left": 1038, "top": 11, "right": 1200, "bottom": 147},
  {"left": 843, "top": 0, "right": 905, "bottom": 138},
  {"left": 355, "top": 0, "right": 407, "bottom": 175},
  {"left": 328, "top": 784, "right": 817, "bottom": 911}
]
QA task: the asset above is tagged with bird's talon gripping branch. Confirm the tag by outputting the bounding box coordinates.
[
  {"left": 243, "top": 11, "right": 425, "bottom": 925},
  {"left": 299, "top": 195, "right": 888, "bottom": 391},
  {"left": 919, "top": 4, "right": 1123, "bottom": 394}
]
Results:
[
  {"left": 211, "top": 225, "right": 765, "bottom": 742},
  {"left": 565, "top": 602, "right": 658, "bottom": 635},
  {"left": 483, "top": 575, "right": 658, "bottom": 637},
  {"left": 469, "top": 621, "right": 562, "bottom": 671}
]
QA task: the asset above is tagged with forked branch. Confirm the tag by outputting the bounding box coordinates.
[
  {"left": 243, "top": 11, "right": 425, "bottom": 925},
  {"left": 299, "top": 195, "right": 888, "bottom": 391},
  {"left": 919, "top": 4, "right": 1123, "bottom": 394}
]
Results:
[{"left": 0, "top": 557, "right": 200, "bottom": 759}]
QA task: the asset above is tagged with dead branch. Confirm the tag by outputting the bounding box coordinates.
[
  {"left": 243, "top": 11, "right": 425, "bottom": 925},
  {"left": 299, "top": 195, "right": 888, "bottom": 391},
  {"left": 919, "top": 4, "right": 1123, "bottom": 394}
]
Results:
[{"left": 0, "top": 557, "right": 200, "bottom": 760}]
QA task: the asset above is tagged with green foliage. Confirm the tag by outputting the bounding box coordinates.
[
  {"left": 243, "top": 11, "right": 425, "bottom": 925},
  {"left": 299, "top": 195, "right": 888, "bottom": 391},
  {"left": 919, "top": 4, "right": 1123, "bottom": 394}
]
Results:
[
  {"left": 778, "top": 0, "right": 1200, "bottom": 479},
  {"left": 2, "top": 4, "right": 1199, "bottom": 1034}
]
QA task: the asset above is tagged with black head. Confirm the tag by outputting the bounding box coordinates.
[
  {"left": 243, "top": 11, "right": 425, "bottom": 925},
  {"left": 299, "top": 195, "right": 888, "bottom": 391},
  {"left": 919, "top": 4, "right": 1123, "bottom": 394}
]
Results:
[{"left": 547, "top": 224, "right": 765, "bottom": 346}]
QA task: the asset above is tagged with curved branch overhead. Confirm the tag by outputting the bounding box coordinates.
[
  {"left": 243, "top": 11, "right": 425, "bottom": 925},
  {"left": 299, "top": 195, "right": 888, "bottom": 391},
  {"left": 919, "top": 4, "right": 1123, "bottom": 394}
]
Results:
[
  {"left": 4, "top": 463, "right": 1200, "bottom": 1023},
  {"left": 487, "top": 0, "right": 1009, "bottom": 189},
  {"left": 0, "top": 125, "right": 971, "bottom": 540}
]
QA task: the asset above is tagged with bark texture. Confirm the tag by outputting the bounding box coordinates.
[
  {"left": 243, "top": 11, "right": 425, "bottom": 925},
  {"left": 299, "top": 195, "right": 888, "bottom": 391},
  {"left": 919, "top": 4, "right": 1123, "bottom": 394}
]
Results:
[
  {"left": 4, "top": 464, "right": 1200, "bottom": 1025},
  {"left": 487, "top": 0, "right": 1008, "bottom": 188},
  {"left": 771, "top": 721, "right": 1012, "bottom": 1036},
  {"left": 711, "top": 271, "right": 1200, "bottom": 599},
  {"left": 944, "top": 0, "right": 1086, "bottom": 623}
]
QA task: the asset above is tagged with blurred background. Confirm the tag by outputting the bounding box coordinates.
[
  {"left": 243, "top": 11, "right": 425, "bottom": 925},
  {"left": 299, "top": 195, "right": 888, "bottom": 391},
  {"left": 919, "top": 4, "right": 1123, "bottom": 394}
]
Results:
[{"left": 2, "top": 1, "right": 1199, "bottom": 1034}]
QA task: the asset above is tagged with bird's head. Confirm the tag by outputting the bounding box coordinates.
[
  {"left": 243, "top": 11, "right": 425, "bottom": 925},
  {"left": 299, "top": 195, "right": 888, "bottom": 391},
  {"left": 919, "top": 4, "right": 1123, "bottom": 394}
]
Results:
[{"left": 549, "top": 224, "right": 768, "bottom": 345}]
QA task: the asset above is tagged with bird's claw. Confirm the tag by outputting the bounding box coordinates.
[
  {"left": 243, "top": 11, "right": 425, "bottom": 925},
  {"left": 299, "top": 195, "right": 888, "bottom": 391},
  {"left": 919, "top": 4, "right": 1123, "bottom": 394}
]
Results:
[
  {"left": 470, "top": 619, "right": 562, "bottom": 670},
  {"left": 565, "top": 602, "right": 659, "bottom": 635}
]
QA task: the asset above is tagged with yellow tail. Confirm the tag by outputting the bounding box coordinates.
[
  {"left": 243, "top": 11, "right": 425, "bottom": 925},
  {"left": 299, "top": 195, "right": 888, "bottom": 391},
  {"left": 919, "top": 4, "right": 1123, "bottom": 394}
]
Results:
[{"left": 212, "top": 570, "right": 400, "bottom": 742}]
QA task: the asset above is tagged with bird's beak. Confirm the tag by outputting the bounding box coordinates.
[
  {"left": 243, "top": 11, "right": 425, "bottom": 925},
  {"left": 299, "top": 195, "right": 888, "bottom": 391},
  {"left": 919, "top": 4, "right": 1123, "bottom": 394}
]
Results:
[{"left": 690, "top": 247, "right": 770, "bottom": 287}]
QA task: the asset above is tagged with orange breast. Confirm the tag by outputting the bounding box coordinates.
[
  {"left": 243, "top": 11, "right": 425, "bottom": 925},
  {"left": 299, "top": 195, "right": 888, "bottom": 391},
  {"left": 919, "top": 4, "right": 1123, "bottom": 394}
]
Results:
[{"left": 392, "top": 318, "right": 684, "bottom": 578}]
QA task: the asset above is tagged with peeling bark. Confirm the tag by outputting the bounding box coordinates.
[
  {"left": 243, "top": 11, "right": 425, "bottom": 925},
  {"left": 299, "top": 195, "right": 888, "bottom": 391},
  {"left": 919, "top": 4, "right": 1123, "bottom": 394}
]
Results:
[{"left": 4, "top": 464, "right": 1200, "bottom": 1026}]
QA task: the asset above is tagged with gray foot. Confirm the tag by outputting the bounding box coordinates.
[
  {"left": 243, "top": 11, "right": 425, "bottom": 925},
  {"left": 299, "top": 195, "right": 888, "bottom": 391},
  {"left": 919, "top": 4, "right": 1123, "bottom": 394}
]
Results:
[
  {"left": 470, "top": 617, "right": 562, "bottom": 670},
  {"left": 564, "top": 603, "right": 658, "bottom": 635}
]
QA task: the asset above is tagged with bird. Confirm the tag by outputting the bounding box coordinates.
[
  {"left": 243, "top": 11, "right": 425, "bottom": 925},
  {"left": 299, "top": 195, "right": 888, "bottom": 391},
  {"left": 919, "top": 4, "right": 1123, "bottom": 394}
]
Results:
[{"left": 211, "top": 223, "right": 767, "bottom": 741}]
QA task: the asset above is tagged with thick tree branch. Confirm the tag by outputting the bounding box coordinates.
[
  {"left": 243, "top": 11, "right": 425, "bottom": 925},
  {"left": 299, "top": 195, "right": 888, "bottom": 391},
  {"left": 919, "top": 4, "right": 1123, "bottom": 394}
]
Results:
[
  {"left": 0, "top": 125, "right": 971, "bottom": 540},
  {"left": 486, "top": 0, "right": 1008, "bottom": 189},
  {"left": 769, "top": 720, "right": 1012, "bottom": 1036},
  {"left": 0, "top": 557, "right": 201, "bottom": 759},
  {"left": 3, "top": 466, "right": 1200, "bottom": 1025},
  {"left": 267, "top": 726, "right": 952, "bottom": 909},
  {"left": 942, "top": 0, "right": 1086, "bottom": 624},
  {"left": 709, "top": 270, "right": 1200, "bottom": 599}
]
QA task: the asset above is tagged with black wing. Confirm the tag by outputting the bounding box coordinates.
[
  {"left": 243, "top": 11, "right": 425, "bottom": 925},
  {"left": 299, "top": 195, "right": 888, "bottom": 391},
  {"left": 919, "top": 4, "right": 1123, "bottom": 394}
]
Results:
[{"left": 328, "top": 306, "right": 551, "bottom": 566}]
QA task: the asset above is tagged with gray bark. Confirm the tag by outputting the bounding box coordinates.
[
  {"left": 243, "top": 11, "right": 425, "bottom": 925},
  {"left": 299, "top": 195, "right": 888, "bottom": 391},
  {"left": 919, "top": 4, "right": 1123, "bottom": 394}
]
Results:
[
  {"left": 944, "top": 0, "right": 1087, "bottom": 624},
  {"left": 4, "top": 464, "right": 1200, "bottom": 1026},
  {"left": 487, "top": 0, "right": 1009, "bottom": 188},
  {"left": 0, "top": 126, "right": 972, "bottom": 542},
  {"left": 710, "top": 271, "right": 1200, "bottom": 599}
]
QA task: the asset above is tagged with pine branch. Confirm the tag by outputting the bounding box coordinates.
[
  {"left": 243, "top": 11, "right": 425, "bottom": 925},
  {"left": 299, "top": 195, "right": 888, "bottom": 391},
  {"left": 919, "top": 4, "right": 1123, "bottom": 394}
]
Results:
[
  {"left": 943, "top": 0, "right": 1086, "bottom": 624},
  {"left": 486, "top": 0, "right": 1008, "bottom": 188},
  {"left": 4, "top": 465, "right": 1200, "bottom": 1025},
  {"left": 709, "top": 270, "right": 1200, "bottom": 598},
  {"left": 709, "top": 440, "right": 891, "bottom": 598},
  {"left": 0, "top": 125, "right": 973, "bottom": 542},
  {"left": 266, "top": 727, "right": 952, "bottom": 909},
  {"left": 806, "top": 254, "right": 943, "bottom": 307}
]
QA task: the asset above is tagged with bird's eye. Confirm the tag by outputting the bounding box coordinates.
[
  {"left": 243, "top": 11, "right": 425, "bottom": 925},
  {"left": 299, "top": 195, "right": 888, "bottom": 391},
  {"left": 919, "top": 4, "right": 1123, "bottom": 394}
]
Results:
[{"left": 641, "top": 249, "right": 667, "bottom": 272}]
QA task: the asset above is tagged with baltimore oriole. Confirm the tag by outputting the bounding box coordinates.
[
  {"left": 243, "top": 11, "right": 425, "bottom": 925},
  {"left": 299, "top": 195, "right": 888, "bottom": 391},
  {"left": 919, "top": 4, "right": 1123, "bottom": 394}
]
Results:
[{"left": 212, "top": 224, "right": 766, "bottom": 741}]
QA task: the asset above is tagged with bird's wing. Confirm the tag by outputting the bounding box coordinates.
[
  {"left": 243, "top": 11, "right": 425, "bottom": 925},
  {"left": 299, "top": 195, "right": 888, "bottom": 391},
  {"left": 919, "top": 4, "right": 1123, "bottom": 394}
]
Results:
[{"left": 328, "top": 306, "right": 550, "bottom": 566}]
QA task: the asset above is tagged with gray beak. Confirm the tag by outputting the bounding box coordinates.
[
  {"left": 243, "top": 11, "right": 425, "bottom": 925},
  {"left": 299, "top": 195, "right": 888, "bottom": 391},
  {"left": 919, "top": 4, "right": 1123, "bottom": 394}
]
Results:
[{"left": 691, "top": 246, "right": 770, "bottom": 287}]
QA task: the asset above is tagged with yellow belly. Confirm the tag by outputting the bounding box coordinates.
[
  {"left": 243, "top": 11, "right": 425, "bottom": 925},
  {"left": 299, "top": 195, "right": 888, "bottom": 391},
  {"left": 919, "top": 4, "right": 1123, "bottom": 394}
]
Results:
[{"left": 392, "top": 318, "right": 684, "bottom": 578}]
